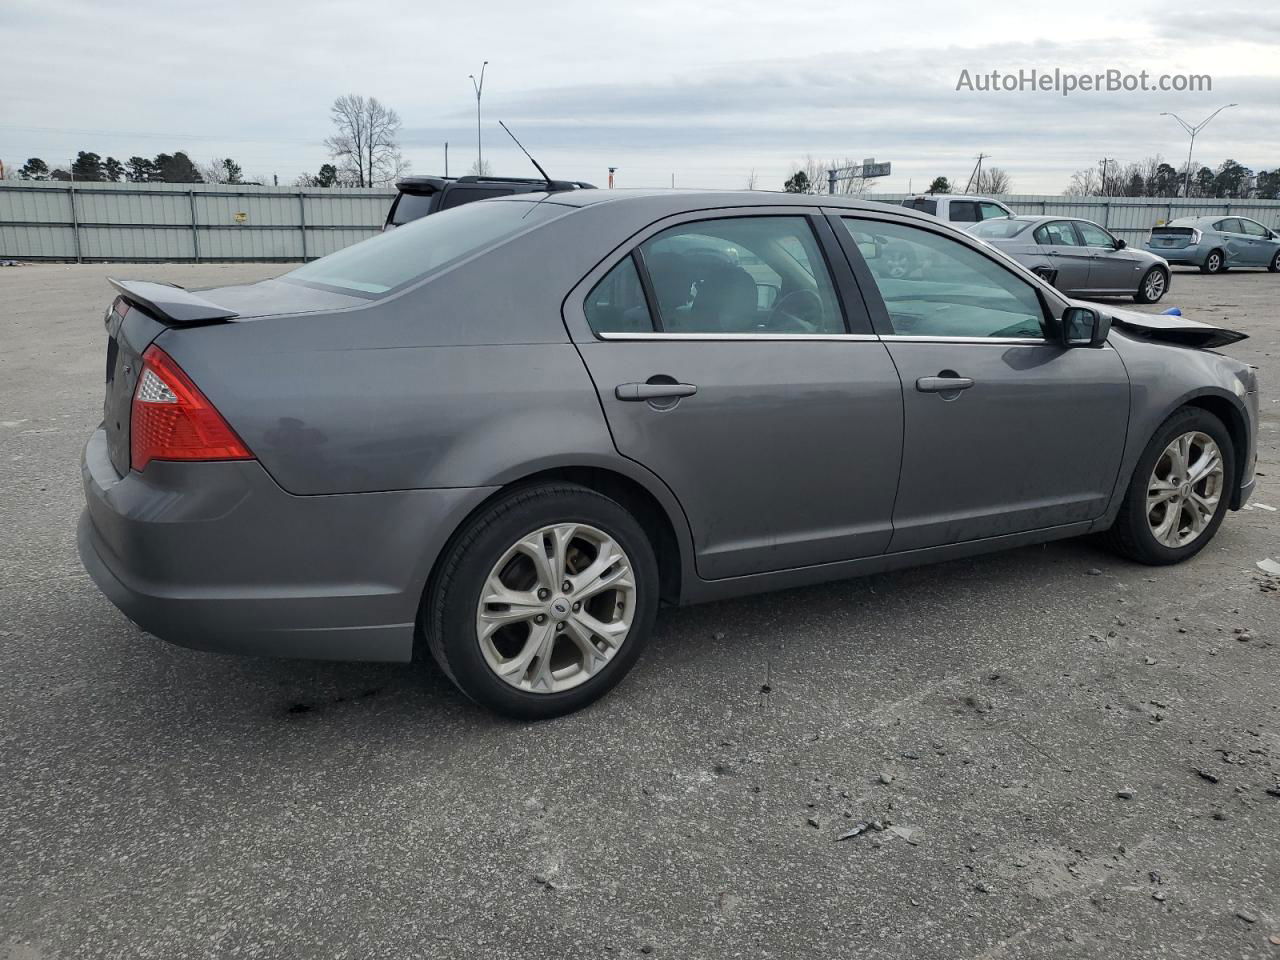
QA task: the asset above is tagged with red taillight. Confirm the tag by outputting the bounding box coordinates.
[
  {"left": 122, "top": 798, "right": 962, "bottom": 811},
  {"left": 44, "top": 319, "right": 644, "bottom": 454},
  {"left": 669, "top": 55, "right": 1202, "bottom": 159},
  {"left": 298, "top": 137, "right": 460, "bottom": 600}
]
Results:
[{"left": 130, "top": 345, "right": 252, "bottom": 471}]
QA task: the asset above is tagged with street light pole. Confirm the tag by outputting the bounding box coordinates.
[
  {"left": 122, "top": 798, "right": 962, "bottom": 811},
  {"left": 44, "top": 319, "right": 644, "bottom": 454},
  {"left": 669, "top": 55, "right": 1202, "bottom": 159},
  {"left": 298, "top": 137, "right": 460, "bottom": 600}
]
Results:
[
  {"left": 1160, "top": 103, "right": 1237, "bottom": 198},
  {"left": 468, "top": 61, "right": 488, "bottom": 175}
]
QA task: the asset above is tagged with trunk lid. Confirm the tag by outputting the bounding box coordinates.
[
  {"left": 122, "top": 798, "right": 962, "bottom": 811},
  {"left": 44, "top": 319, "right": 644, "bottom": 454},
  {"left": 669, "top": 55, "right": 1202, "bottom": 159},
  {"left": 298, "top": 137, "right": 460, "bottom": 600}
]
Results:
[{"left": 100, "top": 277, "right": 366, "bottom": 476}]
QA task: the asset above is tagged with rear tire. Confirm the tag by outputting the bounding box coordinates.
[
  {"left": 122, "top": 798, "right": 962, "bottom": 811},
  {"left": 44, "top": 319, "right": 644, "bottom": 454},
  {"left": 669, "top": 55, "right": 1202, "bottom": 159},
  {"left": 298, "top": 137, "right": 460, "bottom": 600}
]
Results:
[
  {"left": 1103, "top": 408, "right": 1234, "bottom": 565},
  {"left": 1134, "top": 266, "right": 1169, "bottom": 303},
  {"left": 422, "top": 483, "right": 659, "bottom": 719},
  {"left": 1200, "top": 249, "right": 1226, "bottom": 274}
]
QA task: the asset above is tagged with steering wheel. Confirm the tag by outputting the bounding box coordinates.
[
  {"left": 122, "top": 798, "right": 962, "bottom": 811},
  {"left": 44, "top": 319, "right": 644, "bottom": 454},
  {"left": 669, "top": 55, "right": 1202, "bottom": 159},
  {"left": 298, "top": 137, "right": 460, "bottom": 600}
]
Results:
[{"left": 767, "top": 289, "right": 823, "bottom": 331}]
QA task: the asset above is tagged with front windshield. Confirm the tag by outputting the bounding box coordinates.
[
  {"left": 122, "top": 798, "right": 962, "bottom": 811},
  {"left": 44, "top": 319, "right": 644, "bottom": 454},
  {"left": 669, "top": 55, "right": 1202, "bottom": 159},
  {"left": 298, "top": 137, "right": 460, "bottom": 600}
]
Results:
[
  {"left": 284, "top": 199, "right": 568, "bottom": 297},
  {"left": 970, "top": 219, "right": 1031, "bottom": 239}
]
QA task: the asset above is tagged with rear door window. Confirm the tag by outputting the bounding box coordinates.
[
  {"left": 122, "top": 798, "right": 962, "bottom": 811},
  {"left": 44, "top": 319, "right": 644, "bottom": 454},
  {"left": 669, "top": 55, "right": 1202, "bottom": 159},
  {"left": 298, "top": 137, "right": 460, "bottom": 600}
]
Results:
[
  {"left": 584, "top": 256, "right": 653, "bottom": 334},
  {"left": 1033, "top": 221, "right": 1079, "bottom": 246},
  {"left": 639, "top": 216, "right": 845, "bottom": 335},
  {"left": 949, "top": 201, "right": 980, "bottom": 223},
  {"left": 1215, "top": 218, "right": 1242, "bottom": 233}
]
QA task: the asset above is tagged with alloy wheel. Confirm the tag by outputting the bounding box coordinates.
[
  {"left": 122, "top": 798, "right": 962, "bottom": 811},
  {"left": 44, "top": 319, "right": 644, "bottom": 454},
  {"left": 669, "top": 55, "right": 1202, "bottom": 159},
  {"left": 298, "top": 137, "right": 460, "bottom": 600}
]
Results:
[
  {"left": 1207, "top": 252, "right": 1221, "bottom": 272},
  {"left": 475, "top": 522, "right": 637, "bottom": 693},
  {"left": 1143, "top": 270, "right": 1166, "bottom": 301},
  {"left": 1146, "top": 431, "right": 1224, "bottom": 548}
]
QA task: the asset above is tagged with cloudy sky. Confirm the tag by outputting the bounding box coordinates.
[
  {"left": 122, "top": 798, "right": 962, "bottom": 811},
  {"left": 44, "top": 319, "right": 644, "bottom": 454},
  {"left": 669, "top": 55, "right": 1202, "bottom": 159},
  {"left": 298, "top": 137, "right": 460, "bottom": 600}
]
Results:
[{"left": 4, "top": 0, "right": 1279, "bottom": 193}]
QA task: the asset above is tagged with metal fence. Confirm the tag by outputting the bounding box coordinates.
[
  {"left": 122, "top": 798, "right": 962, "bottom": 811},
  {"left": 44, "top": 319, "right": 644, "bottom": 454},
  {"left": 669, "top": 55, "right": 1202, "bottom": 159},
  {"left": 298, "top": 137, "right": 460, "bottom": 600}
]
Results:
[
  {"left": 0, "top": 181, "right": 395, "bottom": 262},
  {"left": 868, "top": 193, "right": 1280, "bottom": 243},
  {"left": 4, "top": 181, "right": 1280, "bottom": 262}
]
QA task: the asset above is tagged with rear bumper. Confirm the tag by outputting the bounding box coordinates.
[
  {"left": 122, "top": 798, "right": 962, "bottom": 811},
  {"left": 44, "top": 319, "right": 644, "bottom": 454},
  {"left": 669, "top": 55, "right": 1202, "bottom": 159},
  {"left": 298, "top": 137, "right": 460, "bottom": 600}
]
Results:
[
  {"left": 78, "top": 428, "right": 495, "bottom": 662},
  {"left": 1143, "top": 242, "right": 1204, "bottom": 266}
]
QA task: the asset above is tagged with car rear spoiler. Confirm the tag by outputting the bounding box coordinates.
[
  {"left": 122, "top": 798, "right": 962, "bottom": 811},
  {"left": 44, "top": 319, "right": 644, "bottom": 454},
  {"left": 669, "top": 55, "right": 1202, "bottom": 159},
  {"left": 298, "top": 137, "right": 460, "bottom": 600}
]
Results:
[
  {"left": 1101, "top": 305, "right": 1247, "bottom": 350},
  {"left": 108, "top": 278, "right": 240, "bottom": 324}
]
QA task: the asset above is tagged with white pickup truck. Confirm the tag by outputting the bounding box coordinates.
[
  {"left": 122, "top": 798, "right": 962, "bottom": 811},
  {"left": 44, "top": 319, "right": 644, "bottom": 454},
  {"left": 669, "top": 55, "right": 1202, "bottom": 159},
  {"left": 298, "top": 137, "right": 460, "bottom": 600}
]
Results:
[{"left": 900, "top": 194, "right": 1014, "bottom": 226}]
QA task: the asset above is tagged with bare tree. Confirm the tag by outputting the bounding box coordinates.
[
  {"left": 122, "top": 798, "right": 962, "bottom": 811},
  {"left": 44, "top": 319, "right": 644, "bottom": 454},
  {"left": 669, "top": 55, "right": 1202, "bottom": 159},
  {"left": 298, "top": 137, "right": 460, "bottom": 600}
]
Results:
[
  {"left": 467, "top": 158, "right": 493, "bottom": 177},
  {"left": 745, "top": 169, "right": 758, "bottom": 191},
  {"left": 324, "top": 94, "right": 408, "bottom": 187},
  {"left": 976, "top": 166, "right": 1011, "bottom": 194},
  {"left": 1064, "top": 167, "right": 1102, "bottom": 196},
  {"left": 826, "top": 158, "right": 876, "bottom": 196}
]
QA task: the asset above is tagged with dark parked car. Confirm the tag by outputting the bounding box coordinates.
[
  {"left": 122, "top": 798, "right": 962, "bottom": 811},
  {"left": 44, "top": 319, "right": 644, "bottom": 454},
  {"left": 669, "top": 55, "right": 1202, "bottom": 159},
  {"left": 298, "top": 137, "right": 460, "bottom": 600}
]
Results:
[
  {"left": 80, "top": 191, "right": 1258, "bottom": 719},
  {"left": 383, "top": 174, "right": 594, "bottom": 229}
]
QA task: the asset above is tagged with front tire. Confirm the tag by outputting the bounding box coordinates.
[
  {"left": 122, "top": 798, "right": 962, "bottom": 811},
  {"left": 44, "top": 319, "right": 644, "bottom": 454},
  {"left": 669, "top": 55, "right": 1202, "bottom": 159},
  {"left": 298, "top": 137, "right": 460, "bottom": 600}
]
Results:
[
  {"left": 1134, "top": 266, "right": 1169, "bottom": 303},
  {"left": 423, "top": 483, "right": 659, "bottom": 719},
  {"left": 1200, "top": 249, "right": 1227, "bottom": 274},
  {"left": 1104, "top": 408, "right": 1234, "bottom": 565},
  {"left": 1269, "top": 250, "right": 1280, "bottom": 273}
]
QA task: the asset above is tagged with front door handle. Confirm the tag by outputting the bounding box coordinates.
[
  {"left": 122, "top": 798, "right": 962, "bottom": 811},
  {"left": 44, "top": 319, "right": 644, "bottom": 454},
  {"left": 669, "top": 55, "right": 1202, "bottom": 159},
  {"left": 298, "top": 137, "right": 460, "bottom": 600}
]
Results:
[
  {"left": 916, "top": 376, "right": 974, "bottom": 394},
  {"left": 616, "top": 382, "right": 698, "bottom": 401}
]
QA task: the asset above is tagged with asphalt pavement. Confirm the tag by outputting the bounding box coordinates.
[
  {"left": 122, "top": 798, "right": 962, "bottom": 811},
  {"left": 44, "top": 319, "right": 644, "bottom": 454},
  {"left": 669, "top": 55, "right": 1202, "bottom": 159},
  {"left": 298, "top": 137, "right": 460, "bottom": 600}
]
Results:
[{"left": 1, "top": 262, "right": 1277, "bottom": 959}]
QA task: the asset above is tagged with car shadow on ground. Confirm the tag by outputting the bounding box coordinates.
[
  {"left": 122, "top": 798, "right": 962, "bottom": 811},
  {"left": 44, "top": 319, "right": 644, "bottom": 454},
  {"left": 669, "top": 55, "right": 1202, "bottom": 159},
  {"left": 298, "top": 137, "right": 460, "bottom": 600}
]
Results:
[{"left": 93, "top": 531, "right": 1139, "bottom": 739}]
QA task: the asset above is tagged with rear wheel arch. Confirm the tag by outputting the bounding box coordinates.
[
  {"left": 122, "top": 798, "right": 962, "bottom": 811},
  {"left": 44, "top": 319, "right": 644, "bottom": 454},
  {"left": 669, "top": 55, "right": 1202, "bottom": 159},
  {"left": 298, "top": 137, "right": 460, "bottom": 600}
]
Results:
[{"left": 416, "top": 464, "right": 689, "bottom": 661}]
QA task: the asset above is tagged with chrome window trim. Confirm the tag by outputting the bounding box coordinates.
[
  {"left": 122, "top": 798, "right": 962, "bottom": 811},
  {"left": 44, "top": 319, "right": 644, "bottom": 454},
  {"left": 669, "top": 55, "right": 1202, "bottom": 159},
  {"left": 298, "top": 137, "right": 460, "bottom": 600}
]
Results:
[
  {"left": 878, "top": 335, "right": 1047, "bottom": 345},
  {"left": 595, "top": 332, "right": 879, "bottom": 342}
]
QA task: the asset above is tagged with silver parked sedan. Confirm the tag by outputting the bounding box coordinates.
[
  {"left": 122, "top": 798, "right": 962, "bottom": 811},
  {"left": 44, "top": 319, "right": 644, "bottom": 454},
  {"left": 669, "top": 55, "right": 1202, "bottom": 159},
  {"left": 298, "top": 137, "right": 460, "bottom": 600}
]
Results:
[
  {"left": 969, "top": 215, "right": 1172, "bottom": 303},
  {"left": 1145, "top": 215, "right": 1280, "bottom": 274},
  {"left": 79, "top": 192, "right": 1258, "bottom": 718}
]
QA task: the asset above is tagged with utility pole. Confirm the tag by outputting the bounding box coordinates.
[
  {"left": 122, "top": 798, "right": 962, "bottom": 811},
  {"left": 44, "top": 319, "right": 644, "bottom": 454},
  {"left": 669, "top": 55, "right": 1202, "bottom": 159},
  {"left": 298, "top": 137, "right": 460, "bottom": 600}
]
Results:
[
  {"left": 444, "top": 141, "right": 449, "bottom": 177},
  {"left": 468, "top": 61, "right": 489, "bottom": 174},
  {"left": 1098, "top": 158, "right": 1116, "bottom": 196},
  {"left": 608, "top": 166, "right": 616, "bottom": 189},
  {"left": 1160, "top": 104, "right": 1237, "bottom": 197},
  {"left": 963, "top": 153, "right": 990, "bottom": 194}
]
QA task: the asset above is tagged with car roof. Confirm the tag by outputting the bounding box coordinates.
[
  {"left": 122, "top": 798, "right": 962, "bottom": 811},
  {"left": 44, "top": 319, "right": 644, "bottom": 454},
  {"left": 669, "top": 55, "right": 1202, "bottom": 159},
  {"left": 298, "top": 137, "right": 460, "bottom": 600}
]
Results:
[
  {"left": 494, "top": 188, "right": 942, "bottom": 217},
  {"left": 902, "top": 194, "right": 1006, "bottom": 203}
]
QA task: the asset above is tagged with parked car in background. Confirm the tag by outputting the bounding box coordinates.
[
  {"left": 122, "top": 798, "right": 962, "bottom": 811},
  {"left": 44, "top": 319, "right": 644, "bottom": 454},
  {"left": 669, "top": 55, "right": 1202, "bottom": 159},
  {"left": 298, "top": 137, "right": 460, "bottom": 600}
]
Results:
[
  {"left": 900, "top": 194, "right": 1013, "bottom": 224},
  {"left": 80, "top": 191, "right": 1257, "bottom": 719},
  {"left": 970, "top": 215, "right": 1171, "bottom": 303},
  {"left": 1145, "top": 215, "right": 1280, "bottom": 274},
  {"left": 384, "top": 174, "right": 595, "bottom": 229}
]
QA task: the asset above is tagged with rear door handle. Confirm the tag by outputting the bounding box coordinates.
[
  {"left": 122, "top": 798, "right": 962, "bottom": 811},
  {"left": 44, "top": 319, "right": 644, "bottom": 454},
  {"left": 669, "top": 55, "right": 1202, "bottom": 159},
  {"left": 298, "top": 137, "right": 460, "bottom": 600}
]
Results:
[
  {"left": 916, "top": 376, "right": 974, "bottom": 393},
  {"left": 615, "top": 382, "right": 698, "bottom": 401}
]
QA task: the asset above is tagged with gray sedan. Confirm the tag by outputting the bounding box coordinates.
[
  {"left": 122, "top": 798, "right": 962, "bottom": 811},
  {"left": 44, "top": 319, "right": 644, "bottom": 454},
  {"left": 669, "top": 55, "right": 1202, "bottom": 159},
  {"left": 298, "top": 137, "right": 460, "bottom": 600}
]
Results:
[
  {"left": 79, "top": 192, "right": 1258, "bottom": 718},
  {"left": 1145, "top": 215, "right": 1280, "bottom": 274},
  {"left": 969, "top": 215, "right": 1172, "bottom": 303}
]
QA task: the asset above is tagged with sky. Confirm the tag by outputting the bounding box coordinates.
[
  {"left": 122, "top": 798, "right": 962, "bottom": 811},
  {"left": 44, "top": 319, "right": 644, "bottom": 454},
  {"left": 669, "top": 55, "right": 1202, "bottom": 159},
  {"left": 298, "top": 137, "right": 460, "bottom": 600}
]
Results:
[{"left": 3, "top": 0, "right": 1279, "bottom": 194}]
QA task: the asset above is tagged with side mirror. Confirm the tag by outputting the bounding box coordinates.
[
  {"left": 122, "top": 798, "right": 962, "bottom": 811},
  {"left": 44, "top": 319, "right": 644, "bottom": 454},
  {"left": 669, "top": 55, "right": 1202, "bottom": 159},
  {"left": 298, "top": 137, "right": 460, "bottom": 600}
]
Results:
[
  {"left": 1062, "top": 306, "right": 1111, "bottom": 347},
  {"left": 1115, "top": 239, "right": 1127, "bottom": 250}
]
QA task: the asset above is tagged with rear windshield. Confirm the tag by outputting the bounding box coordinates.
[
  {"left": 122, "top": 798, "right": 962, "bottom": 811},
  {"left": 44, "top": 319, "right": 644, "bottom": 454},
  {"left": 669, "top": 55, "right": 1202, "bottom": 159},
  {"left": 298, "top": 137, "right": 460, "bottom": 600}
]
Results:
[
  {"left": 969, "top": 219, "right": 1031, "bottom": 239},
  {"left": 389, "top": 191, "right": 438, "bottom": 225},
  {"left": 901, "top": 198, "right": 938, "bottom": 216},
  {"left": 284, "top": 200, "right": 568, "bottom": 297}
]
